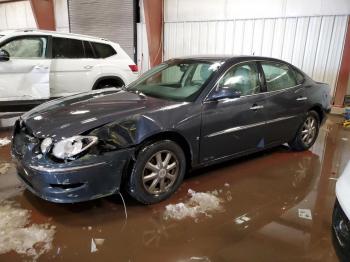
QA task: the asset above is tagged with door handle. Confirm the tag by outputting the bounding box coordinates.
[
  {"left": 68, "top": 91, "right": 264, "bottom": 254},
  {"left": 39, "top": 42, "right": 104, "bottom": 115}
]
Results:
[
  {"left": 250, "top": 105, "right": 264, "bottom": 111},
  {"left": 84, "top": 65, "right": 93, "bottom": 70},
  {"left": 34, "top": 65, "right": 49, "bottom": 70},
  {"left": 296, "top": 97, "right": 308, "bottom": 101}
]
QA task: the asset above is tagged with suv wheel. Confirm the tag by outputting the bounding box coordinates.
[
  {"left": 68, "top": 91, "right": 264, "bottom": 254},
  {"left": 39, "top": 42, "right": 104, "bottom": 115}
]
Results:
[
  {"left": 289, "top": 110, "right": 320, "bottom": 151},
  {"left": 127, "top": 140, "right": 186, "bottom": 204}
]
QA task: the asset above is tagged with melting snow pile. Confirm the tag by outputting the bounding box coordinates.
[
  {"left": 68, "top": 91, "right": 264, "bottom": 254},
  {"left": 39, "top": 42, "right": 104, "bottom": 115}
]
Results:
[
  {"left": 164, "top": 189, "right": 223, "bottom": 220},
  {"left": 0, "top": 163, "right": 11, "bottom": 175},
  {"left": 0, "top": 137, "right": 11, "bottom": 147},
  {"left": 0, "top": 201, "right": 56, "bottom": 260}
]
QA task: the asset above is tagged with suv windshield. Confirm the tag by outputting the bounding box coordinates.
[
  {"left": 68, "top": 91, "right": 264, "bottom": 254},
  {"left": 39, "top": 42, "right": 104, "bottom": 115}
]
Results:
[{"left": 127, "top": 60, "right": 223, "bottom": 101}]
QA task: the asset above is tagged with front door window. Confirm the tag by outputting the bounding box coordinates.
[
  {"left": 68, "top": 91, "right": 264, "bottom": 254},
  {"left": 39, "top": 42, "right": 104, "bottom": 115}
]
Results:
[{"left": 217, "top": 62, "right": 260, "bottom": 96}]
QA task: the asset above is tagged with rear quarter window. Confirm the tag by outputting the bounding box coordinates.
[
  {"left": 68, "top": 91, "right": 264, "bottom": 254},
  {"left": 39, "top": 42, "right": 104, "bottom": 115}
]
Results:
[{"left": 92, "top": 42, "right": 116, "bottom": 58}]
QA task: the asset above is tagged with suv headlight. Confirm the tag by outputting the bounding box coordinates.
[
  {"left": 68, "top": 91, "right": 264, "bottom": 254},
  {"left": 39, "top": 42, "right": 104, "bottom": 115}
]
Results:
[{"left": 51, "top": 136, "right": 98, "bottom": 160}]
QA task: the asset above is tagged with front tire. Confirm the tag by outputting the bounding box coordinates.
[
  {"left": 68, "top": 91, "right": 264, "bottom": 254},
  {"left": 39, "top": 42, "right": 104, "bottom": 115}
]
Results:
[
  {"left": 289, "top": 110, "right": 320, "bottom": 151},
  {"left": 127, "top": 140, "right": 186, "bottom": 204}
]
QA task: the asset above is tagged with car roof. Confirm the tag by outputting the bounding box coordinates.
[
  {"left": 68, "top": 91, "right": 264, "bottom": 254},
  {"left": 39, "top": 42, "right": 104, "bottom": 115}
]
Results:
[
  {"left": 171, "top": 55, "right": 291, "bottom": 63},
  {"left": 0, "top": 29, "right": 114, "bottom": 44}
]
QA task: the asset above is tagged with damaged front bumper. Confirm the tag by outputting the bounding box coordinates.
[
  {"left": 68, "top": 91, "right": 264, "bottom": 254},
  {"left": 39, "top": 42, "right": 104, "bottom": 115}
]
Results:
[{"left": 11, "top": 121, "right": 133, "bottom": 203}]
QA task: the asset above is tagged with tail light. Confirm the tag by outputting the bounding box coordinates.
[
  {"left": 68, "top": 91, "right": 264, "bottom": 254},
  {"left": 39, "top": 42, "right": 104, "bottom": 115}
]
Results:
[{"left": 129, "top": 64, "right": 138, "bottom": 72}]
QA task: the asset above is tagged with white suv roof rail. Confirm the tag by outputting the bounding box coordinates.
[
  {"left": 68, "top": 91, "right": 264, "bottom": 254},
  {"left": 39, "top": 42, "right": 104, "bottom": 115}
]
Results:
[{"left": 14, "top": 29, "right": 110, "bottom": 42}]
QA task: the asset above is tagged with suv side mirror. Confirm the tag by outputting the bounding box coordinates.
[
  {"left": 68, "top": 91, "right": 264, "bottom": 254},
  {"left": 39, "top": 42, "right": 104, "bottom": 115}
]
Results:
[
  {"left": 209, "top": 87, "right": 241, "bottom": 101},
  {"left": 0, "top": 49, "right": 10, "bottom": 62}
]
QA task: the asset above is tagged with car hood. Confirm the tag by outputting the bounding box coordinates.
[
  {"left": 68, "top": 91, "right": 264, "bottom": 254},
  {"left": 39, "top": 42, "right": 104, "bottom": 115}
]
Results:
[
  {"left": 21, "top": 89, "right": 179, "bottom": 140},
  {"left": 336, "top": 161, "right": 350, "bottom": 219}
]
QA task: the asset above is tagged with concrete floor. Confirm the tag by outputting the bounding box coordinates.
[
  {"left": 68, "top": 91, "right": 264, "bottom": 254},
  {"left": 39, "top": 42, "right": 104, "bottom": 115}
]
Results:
[{"left": 0, "top": 115, "right": 349, "bottom": 261}]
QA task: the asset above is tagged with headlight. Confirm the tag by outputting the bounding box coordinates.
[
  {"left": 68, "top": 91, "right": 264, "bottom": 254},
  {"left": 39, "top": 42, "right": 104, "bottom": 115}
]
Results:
[
  {"left": 51, "top": 136, "right": 98, "bottom": 160},
  {"left": 41, "top": 137, "right": 53, "bottom": 154}
]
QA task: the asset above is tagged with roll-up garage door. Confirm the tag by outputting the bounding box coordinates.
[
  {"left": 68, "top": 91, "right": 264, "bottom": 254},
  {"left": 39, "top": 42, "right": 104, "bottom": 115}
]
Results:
[{"left": 68, "top": 0, "right": 135, "bottom": 59}]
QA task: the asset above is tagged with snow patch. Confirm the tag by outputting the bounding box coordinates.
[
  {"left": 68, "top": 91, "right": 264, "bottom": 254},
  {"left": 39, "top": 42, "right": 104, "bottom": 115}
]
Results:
[
  {"left": 91, "top": 238, "right": 105, "bottom": 253},
  {"left": 0, "top": 201, "right": 55, "bottom": 260},
  {"left": 164, "top": 189, "right": 222, "bottom": 220},
  {"left": 0, "top": 163, "right": 11, "bottom": 175},
  {"left": 0, "top": 137, "right": 11, "bottom": 147},
  {"left": 298, "top": 208, "right": 312, "bottom": 220}
]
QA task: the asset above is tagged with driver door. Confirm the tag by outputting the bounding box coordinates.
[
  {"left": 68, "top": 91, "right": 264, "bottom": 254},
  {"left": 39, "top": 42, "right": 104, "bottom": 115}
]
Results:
[
  {"left": 200, "top": 62, "right": 268, "bottom": 162},
  {"left": 0, "top": 35, "right": 51, "bottom": 101}
]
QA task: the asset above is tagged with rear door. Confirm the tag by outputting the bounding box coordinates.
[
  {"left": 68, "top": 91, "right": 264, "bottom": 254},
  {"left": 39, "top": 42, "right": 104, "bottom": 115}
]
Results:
[
  {"left": 0, "top": 35, "right": 50, "bottom": 101},
  {"left": 200, "top": 62, "right": 268, "bottom": 162},
  {"left": 259, "top": 61, "right": 306, "bottom": 145},
  {"left": 50, "top": 37, "right": 98, "bottom": 97}
]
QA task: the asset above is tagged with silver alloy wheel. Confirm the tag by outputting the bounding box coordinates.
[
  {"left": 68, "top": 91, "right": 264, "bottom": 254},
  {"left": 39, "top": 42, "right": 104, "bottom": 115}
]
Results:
[
  {"left": 301, "top": 116, "right": 317, "bottom": 146},
  {"left": 142, "top": 150, "right": 179, "bottom": 195}
]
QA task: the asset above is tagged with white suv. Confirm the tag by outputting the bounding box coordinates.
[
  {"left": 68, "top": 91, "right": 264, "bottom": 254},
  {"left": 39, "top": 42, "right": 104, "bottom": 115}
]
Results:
[{"left": 0, "top": 30, "right": 138, "bottom": 102}]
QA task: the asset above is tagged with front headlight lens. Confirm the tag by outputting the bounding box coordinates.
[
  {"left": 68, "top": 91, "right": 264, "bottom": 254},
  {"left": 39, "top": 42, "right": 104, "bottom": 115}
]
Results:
[
  {"left": 41, "top": 137, "right": 53, "bottom": 154},
  {"left": 52, "top": 136, "right": 98, "bottom": 160}
]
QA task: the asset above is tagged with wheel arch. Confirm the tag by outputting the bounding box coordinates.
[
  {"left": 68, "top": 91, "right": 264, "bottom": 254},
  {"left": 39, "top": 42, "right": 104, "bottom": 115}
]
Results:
[
  {"left": 308, "top": 104, "right": 325, "bottom": 123},
  {"left": 92, "top": 76, "right": 125, "bottom": 90},
  {"left": 135, "top": 131, "right": 193, "bottom": 171}
]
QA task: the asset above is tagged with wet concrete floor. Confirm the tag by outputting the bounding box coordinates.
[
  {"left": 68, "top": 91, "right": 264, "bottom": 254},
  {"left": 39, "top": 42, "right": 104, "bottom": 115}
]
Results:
[{"left": 0, "top": 115, "right": 349, "bottom": 261}]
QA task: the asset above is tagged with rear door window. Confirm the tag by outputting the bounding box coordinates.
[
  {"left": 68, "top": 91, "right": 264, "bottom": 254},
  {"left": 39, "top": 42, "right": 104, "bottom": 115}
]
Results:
[
  {"left": 52, "top": 37, "right": 84, "bottom": 59},
  {"left": 83, "top": 41, "right": 95, "bottom": 58},
  {"left": 261, "top": 62, "right": 297, "bottom": 92},
  {"left": 0, "top": 36, "right": 47, "bottom": 58},
  {"left": 91, "top": 42, "right": 116, "bottom": 58}
]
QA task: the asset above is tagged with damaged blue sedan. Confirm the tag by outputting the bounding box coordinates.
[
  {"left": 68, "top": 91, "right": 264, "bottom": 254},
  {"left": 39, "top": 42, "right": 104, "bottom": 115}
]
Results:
[{"left": 12, "top": 56, "right": 331, "bottom": 204}]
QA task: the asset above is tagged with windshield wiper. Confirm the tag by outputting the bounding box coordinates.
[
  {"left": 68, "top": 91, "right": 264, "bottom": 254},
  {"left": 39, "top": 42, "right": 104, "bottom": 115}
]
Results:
[{"left": 124, "top": 87, "right": 146, "bottom": 99}]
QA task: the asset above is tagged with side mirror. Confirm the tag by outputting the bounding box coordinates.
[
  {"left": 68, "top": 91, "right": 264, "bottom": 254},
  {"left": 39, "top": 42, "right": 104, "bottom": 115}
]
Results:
[
  {"left": 209, "top": 87, "right": 241, "bottom": 101},
  {"left": 0, "top": 49, "right": 10, "bottom": 62}
]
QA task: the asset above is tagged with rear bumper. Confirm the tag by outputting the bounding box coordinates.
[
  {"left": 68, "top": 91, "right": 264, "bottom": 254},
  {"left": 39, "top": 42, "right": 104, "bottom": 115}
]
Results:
[{"left": 12, "top": 149, "right": 133, "bottom": 203}]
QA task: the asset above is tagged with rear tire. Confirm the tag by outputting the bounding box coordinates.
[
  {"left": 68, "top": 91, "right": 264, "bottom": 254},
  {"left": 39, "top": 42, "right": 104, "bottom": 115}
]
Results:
[
  {"left": 127, "top": 140, "right": 186, "bottom": 204},
  {"left": 289, "top": 110, "right": 320, "bottom": 151}
]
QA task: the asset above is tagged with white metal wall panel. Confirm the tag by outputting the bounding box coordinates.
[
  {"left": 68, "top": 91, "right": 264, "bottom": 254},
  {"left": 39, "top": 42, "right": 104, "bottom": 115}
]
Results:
[
  {"left": 0, "top": 1, "right": 36, "bottom": 31},
  {"left": 224, "top": 21, "right": 235, "bottom": 54},
  {"left": 271, "top": 18, "right": 286, "bottom": 58},
  {"left": 324, "top": 16, "right": 348, "bottom": 93},
  {"left": 54, "top": 0, "right": 70, "bottom": 32},
  {"left": 261, "top": 19, "right": 275, "bottom": 57},
  {"left": 216, "top": 21, "right": 226, "bottom": 54},
  {"left": 242, "top": 20, "right": 254, "bottom": 55},
  {"left": 282, "top": 18, "right": 297, "bottom": 62},
  {"left": 164, "top": 15, "right": 348, "bottom": 95},
  {"left": 165, "top": 0, "right": 350, "bottom": 22},
  {"left": 313, "top": 16, "right": 334, "bottom": 82},
  {"left": 302, "top": 17, "right": 322, "bottom": 77},
  {"left": 0, "top": 0, "right": 69, "bottom": 32},
  {"left": 233, "top": 20, "right": 244, "bottom": 55},
  {"left": 252, "top": 20, "right": 264, "bottom": 56},
  {"left": 137, "top": 23, "right": 149, "bottom": 73}
]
